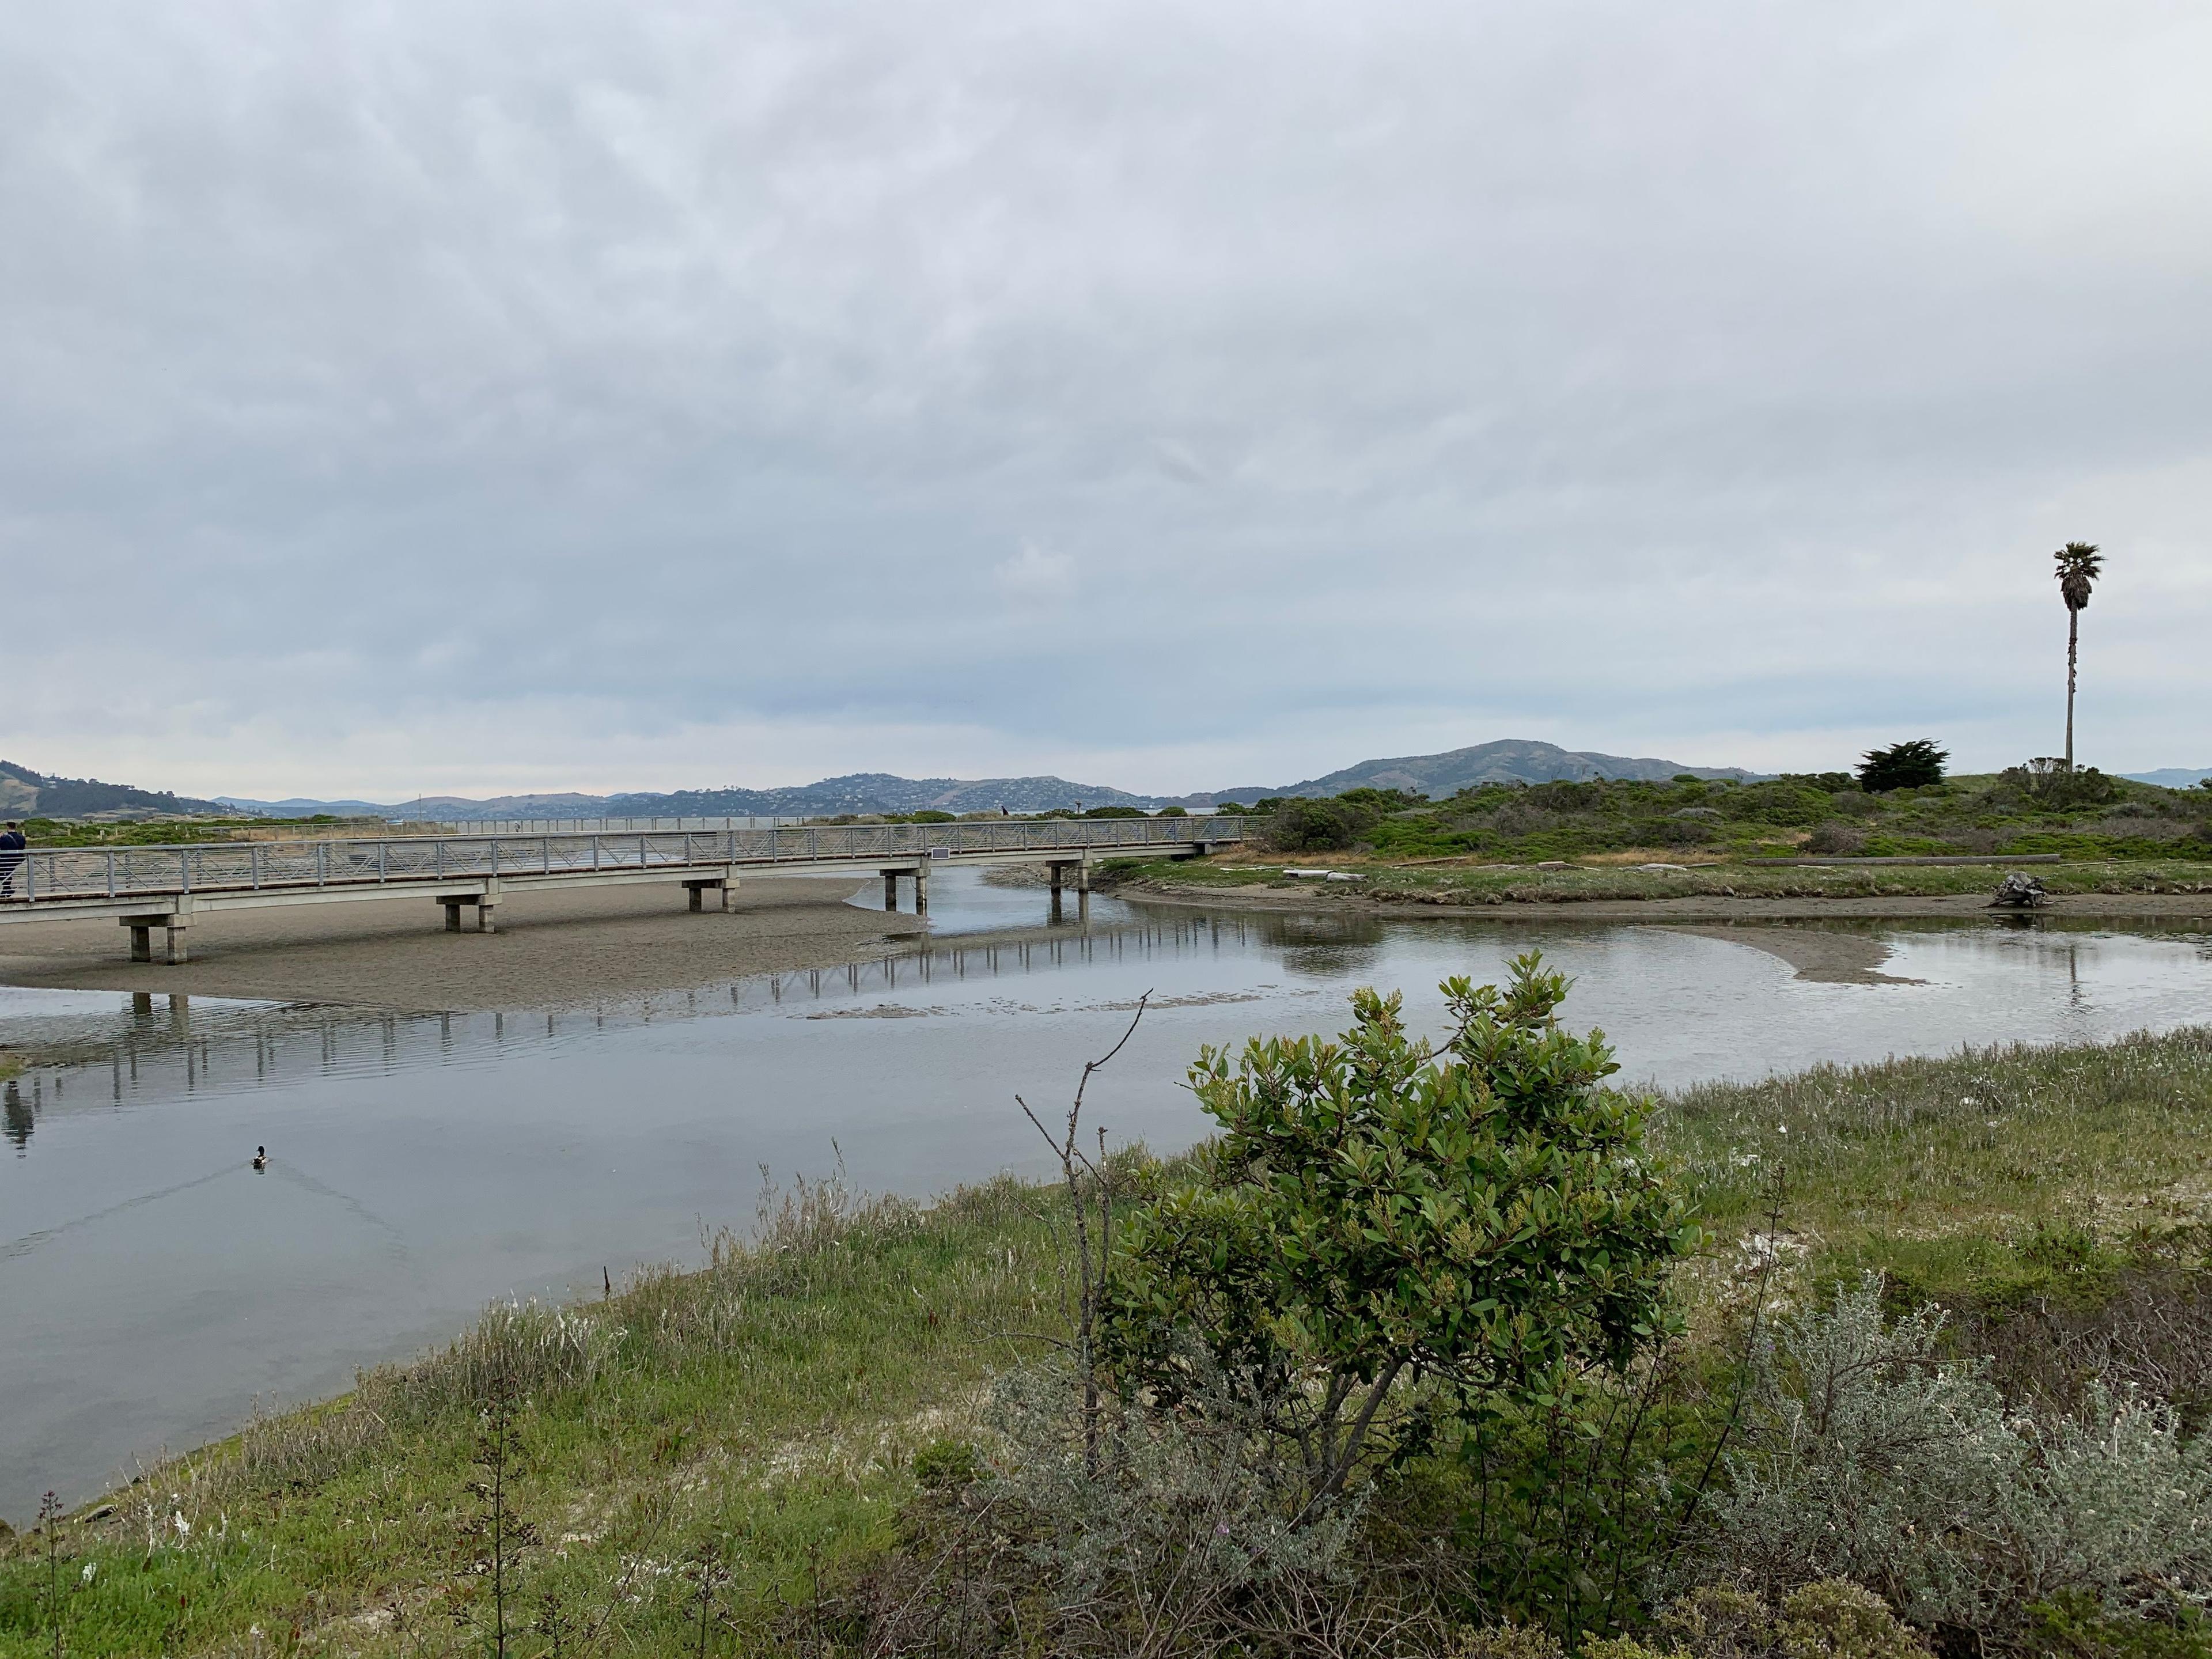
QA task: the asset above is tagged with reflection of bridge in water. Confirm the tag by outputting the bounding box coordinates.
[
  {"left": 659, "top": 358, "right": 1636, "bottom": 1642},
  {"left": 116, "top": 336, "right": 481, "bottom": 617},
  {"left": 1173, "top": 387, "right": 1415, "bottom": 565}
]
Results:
[
  {"left": 0, "top": 817, "right": 1247, "bottom": 964},
  {"left": 1, "top": 905, "right": 1383, "bottom": 1149}
]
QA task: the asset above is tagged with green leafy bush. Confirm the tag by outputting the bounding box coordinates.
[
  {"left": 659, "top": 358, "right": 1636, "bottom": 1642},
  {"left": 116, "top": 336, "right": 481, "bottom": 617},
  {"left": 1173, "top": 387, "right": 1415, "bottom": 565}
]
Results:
[
  {"left": 1260, "top": 796, "right": 1372, "bottom": 851},
  {"left": 2001, "top": 759, "right": 2121, "bottom": 809},
  {"left": 1103, "top": 954, "right": 1698, "bottom": 1519}
]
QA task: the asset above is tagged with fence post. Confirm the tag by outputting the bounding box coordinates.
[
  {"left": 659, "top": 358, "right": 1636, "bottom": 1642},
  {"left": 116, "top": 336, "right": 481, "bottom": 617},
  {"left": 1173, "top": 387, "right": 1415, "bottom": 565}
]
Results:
[
  {"left": 106, "top": 850, "right": 116, "bottom": 897},
  {"left": 253, "top": 843, "right": 263, "bottom": 890}
]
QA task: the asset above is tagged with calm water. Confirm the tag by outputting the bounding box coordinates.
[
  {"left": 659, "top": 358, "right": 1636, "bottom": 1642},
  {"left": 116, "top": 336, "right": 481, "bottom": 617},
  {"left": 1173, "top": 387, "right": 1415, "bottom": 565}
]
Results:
[{"left": 3, "top": 871, "right": 2209, "bottom": 1520}]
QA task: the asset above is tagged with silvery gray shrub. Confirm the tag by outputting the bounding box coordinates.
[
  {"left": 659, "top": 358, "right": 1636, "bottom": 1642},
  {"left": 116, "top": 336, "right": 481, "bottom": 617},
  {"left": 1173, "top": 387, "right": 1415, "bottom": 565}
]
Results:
[
  {"left": 978, "top": 1347, "right": 1358, "bottom": 1630},
  {"left": 1688, "top": 1276, "right": 2212, "bottom": 1628}
]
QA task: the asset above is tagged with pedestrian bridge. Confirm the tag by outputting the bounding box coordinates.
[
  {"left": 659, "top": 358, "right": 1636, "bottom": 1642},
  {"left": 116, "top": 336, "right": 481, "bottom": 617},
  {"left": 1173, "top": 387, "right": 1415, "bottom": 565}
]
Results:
[{"left": 0, "top": 817, "right": 1247, "bottom": 963}]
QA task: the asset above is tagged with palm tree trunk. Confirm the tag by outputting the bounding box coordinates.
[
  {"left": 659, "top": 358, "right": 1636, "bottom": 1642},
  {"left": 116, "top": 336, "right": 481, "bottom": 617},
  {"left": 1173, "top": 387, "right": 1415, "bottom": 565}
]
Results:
[{"left": 2065, "top": 607, "right": 2080, "bottom": 770}]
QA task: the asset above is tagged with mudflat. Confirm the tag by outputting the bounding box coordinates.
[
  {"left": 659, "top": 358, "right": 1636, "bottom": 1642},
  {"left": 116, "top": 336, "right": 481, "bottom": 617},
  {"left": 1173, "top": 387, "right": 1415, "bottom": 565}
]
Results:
[{"left": 0, "top": 876, "right": 923, "bottom": 1011}]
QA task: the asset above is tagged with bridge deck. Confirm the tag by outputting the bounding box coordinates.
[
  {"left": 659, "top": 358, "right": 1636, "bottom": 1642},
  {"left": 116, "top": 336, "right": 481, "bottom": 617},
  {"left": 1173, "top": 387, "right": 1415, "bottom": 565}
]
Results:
[{"left": 0, "top": 818, "right": 1244, "bottom": 960}]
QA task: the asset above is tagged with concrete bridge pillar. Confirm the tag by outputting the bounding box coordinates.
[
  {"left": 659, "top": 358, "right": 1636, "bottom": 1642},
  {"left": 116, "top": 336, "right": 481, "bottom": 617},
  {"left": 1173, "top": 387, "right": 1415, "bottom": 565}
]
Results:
[
  {"left": 684, "top": 870, "right": 737, "bottom": 912},
  {"left": 883, "top": 869, "right": 900, "bottom": 910},
  {"left": 120, "top": 902, "right": 192, "bottom": 965},
  {"left": 914, "top": 862, "right": 929, "bottom": 913},
  {"left": 438, "top": 884, "right": 499, "bottom": 934}
]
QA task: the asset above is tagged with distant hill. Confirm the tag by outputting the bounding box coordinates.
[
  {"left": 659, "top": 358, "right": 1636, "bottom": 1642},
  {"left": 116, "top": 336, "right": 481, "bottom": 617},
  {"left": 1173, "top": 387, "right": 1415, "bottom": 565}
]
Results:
[
  {"left": 1178, "top": 740, "right": 1763, "bottom": 806},
  {"left": 2123, "top": 767, "right": 2212, "bottom": 789},
  {"left": 0, "top": 759, "right": 231, "bottom": 820},
  {"left": 221, "top": 774, "right": 1152, "bottom": 820},
  {"left": 102, "top": 738, "right": 1777, "bottom": 824}
]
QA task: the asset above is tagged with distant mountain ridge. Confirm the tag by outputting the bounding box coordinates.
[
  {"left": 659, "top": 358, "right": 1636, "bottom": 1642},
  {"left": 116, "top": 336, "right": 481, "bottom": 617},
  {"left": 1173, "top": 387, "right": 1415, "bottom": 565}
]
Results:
[
  {"left": 212, "top": 740, "right": 1762, "bottom": 820},
  {"left": 0, "top": 759, "right": 229, "bottom": 820},
  {"left": 218, "top": 773, "right": 1154, "bottom": 820},
  {"left": 1186, "top": 740, "right": 1762, "bottom": 805},
  {"left": 24, "top": 743, "right": 2209, "bottom": 826}
]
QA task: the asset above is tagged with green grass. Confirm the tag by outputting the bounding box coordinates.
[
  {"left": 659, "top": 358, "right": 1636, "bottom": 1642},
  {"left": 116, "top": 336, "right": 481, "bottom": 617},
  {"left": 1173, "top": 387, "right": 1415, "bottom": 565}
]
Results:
[
  {"left": 0, "top": 1176, "right": 1074, "bottom": 1657},
  {"left": 1655, "top": 1025, "right": 2212, "bottom": 1300},
  {"left": 1204, "top": 772, "right": 2212, "bottom": 870},
  {"left": 1107, "top": 854, "right": 2212, "bottom": 904},
  {"left": 10, "top": 1028, "right": 2212, "bottom": 1655}
]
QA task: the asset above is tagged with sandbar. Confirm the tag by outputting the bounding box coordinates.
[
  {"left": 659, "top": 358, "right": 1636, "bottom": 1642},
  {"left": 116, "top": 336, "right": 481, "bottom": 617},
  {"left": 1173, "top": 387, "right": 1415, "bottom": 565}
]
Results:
[{"left": 0, "top": 876, "right": 924, "bottom": 1012}]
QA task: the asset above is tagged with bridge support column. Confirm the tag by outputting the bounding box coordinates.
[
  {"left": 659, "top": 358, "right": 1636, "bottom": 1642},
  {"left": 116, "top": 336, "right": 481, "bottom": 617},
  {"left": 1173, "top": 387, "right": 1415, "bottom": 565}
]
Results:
[
  {"left": 914, "top": 862, "right": 929, "bottom": 913},
  {"left": 882, "top": 869, "right": 900, "bottom": 910},
  {"left": 120, "top": 905, "right": 191, "bottom": 965},
  {"left": 683, "top": 870, "right": 737, "bottom": 913},
  {"left": 437, "top": 884, "right": 498, "bottom": 934}
]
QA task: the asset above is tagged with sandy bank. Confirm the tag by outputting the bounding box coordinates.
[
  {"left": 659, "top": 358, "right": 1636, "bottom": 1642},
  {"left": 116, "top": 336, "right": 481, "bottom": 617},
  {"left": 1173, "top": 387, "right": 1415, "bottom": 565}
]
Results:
[{"left": 0, "top": 876, "right": 925, "bottom": 1011}]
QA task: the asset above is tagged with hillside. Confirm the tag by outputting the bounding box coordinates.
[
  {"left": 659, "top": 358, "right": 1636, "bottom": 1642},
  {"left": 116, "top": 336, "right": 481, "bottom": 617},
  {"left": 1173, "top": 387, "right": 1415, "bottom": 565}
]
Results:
[
  {"left": 1186, "top": 738, "right": 1762, "bottom": 805},
  {"left": 223, "top": 774, "right": 1152, "bottom": 820},
  {"left": 0, "top": 759, "right": 230, "bottom": 820}
]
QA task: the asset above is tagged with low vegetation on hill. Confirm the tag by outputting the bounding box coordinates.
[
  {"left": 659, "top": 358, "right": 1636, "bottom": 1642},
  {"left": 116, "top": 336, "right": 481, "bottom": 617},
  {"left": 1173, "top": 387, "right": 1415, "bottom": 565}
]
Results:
[
  {"left": 8, "top": 968, "right": 2212, "bottom": 1658},
  {"left": 1202, "top": 769, "right": 2212, "bottom": 866}
]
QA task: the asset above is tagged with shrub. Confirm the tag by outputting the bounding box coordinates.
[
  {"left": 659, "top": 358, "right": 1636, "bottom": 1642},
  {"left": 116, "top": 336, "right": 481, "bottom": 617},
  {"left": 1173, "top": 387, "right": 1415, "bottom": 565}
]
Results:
[
  {"left": 1805, "top": 823, "right": 1869, "bottom": 856},
  {"left": 1857, "top": 742, "right": 1949, "bottom": 793},
  {"left": 1103, "top": 955, "right": 1698, "bottom": 1521},
  {"left": 1260, "top": 796, "right": 1371, "bottom": 851},
  {"left": 1688, "top": 1277, "right": 2212, "bottom": 1634},
  {"left": 2001, "top": 759, "right": 2121, "bottom": 809},
  {"left": 864, "top": 1350, "right": 1359, "bottom": 1655}
]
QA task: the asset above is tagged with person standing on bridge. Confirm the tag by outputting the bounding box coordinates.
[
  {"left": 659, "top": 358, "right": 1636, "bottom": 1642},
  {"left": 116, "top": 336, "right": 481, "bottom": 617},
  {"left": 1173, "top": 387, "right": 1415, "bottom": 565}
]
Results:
[{"left": 0, "top": 822, "right": 24, "bottom": 898}]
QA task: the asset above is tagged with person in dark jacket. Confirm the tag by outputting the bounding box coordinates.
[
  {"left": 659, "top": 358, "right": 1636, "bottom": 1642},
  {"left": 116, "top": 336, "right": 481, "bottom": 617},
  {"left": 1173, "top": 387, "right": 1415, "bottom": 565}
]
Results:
[{"left": 0, "top": 822, "right": 25, "bottom": 898}]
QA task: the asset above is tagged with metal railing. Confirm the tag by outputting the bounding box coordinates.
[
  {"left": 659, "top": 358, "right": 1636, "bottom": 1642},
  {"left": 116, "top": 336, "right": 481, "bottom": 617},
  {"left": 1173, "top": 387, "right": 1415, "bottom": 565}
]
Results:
[{"left": 0, "top": 816, "right": 1245, "bottom": 906}]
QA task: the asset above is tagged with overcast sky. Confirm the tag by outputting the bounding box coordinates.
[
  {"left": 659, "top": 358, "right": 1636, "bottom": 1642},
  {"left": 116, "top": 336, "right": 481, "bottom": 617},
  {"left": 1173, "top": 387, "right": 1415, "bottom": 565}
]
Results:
[{"left": 5, "top": 2, "right": 2209, "bottom": 799}]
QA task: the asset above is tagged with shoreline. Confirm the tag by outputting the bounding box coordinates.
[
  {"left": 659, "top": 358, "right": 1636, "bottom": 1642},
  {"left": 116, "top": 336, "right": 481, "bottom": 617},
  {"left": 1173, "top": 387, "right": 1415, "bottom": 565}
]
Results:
[
  {"left": 0, "top": 874, "right": 933, "bottom": 1013},
  {"left": 1115, "top": 877, "right": 2212, "bottom": 925}
]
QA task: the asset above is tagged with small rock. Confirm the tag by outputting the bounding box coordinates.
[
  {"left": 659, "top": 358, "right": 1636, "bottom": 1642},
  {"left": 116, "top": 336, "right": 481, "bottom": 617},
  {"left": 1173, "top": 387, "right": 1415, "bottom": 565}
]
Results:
[
  {"left": 1990, "top": 872, "right": 2050, "bottom": 909},
  {"left": 1536, "top": 860, "right": 1571, "bottom": 870}
]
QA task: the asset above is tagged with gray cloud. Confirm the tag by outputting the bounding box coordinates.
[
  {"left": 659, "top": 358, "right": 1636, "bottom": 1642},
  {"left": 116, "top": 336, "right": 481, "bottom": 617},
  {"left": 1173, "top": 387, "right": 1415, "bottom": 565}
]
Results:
[{"left": 5, "top": 1, "right": 2208, "bottom": 796}]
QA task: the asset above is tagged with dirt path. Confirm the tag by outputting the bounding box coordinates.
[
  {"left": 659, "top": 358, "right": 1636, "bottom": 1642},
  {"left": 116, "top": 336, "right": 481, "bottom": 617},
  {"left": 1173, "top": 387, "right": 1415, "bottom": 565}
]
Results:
[{"left": 0, "top": 876, "right": 925, "bottom": 1011}]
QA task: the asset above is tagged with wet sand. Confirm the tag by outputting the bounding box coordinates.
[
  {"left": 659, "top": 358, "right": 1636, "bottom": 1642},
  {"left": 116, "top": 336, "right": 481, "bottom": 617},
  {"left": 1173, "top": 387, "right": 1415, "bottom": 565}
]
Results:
[
  {"left": 0, "top": 876, "right": 924, "bottom": 1012},
  {"left": 1656, "top": 924, "right": 1922, "bottom": 984}
]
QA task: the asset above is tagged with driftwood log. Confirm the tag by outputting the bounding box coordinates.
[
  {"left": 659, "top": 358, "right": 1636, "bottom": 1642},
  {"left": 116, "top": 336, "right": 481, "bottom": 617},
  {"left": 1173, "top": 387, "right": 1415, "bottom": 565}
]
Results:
[{"left": 1990, "top": 872, "right": 2050, "bottom": 909}]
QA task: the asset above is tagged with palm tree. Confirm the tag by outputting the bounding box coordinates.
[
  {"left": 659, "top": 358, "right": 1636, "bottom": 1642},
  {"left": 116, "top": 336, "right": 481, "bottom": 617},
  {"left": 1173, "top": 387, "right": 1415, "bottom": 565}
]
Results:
[{"left": 2053, "top": 540, "right": 2104, "bottom": 770}]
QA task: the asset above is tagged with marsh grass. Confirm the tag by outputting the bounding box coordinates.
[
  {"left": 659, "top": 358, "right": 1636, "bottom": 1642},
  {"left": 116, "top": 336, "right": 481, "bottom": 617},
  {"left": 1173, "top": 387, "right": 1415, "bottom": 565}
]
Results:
[
  {"left": 9, "top": 1030, "right": 2212, "bottom": 1654},
  {"left": 1115, "top": 855, "right": 2212, "bottom": 904},
  {"left": 1656, "top": 1024, "right": 2212, "bottom": 1299}
]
